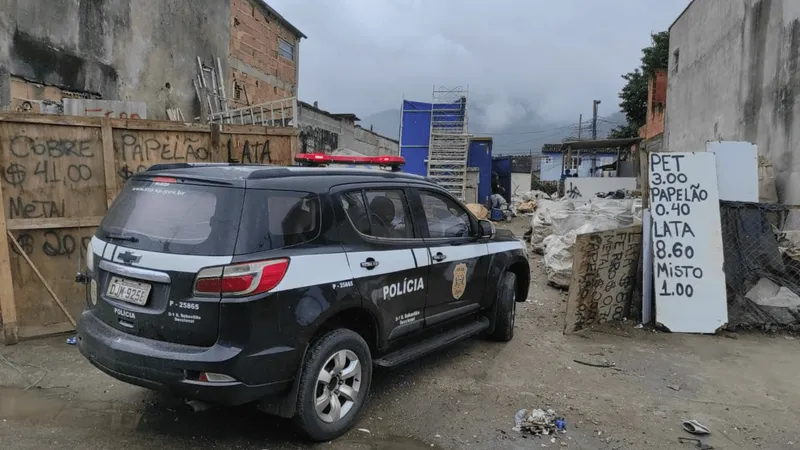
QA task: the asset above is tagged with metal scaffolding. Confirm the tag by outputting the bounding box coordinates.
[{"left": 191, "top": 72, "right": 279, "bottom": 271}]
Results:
[{"left": 427, "top": 86, "right": 470, "bottom": 200}]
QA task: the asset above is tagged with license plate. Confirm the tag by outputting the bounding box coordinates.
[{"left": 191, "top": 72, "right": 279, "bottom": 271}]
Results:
[{"left": 106, "top": 276, "right": 151, "bottom": 306}]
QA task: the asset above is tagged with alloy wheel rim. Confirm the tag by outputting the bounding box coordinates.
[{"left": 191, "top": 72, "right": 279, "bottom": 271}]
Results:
[{"left": 315, "top": 349, "right": 362, "bottom": 423}]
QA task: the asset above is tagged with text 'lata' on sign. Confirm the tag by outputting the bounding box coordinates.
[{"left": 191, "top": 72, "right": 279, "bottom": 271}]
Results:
[
  {"left": 564, "top": 226, "right": 642, "bottom": 333},
  {"left": 649, "top": 152, "right": 727, "bottom": 333}
]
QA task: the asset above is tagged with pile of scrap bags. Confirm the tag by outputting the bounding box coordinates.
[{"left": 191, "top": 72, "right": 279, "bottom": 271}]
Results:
[{"left": 530, "top": 198, "right": 641, "bottom": 287}]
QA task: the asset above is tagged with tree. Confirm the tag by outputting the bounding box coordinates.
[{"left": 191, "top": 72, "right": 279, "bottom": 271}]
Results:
[{"left": 609, "top": 31, "right": 669, "bottom": 138}]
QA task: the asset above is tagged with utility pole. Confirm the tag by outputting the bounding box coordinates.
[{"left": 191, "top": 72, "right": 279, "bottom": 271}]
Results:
[
  {"left": 592, "top": 100, "right": 601, "bottom": 140},
  {"left": 577, "top": 114, "right": 582, "bottom": 140},
  {"left": 592, "top": 100, "right": 601, "bottom": 176}
]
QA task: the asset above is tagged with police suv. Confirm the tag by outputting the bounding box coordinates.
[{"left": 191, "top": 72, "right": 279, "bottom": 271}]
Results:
[{"left": 76, "top": 162, "right": 530, "bottom": 441}]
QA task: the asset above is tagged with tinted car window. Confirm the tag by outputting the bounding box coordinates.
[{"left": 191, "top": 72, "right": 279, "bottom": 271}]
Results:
[
  {"left": 235, "top": 189, "right": 321, "bottom": 254},
  {"left": 420, "top": 191, "right": 472, "bottom": 239},
  {"left": 98, "top": 180, "right": 244, "bottom": 256},
  {"left": 342, "top": 189, "right": 413, "bottom": 239}
]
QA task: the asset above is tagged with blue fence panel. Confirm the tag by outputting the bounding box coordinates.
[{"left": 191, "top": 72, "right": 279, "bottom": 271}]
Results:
[
  {"left": 468, "top": 139, "right": 493, "bottom": 204},
  {"left": 492, "top": 156, "right": 512, "bottom": 204}
]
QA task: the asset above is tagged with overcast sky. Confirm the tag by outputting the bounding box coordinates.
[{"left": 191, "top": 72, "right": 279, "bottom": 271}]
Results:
[{"left": 269, "top": 0, "right": 691, "bottom": 128}]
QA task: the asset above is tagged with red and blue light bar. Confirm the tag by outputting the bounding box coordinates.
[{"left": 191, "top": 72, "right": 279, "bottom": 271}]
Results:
[{"left": 295, "top": 153, "right": 405, "bottom": 168}]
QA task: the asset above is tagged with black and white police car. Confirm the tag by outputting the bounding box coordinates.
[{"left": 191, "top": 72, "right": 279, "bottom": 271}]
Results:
[{"left": 76, "top": 160, "right": 530, "bottom": 441}]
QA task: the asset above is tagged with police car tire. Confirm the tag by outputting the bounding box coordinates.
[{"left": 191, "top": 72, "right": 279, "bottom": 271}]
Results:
[
  {"left": 488, "top": 271, "right": 517, "bottom": 342},
  {"left": 294, "top": 328, "right": 373, "bottom": 442}
]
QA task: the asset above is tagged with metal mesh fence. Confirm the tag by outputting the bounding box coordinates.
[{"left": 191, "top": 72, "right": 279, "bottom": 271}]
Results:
[{"left": 719, "top": 201, "right": 800, "bottom": 326}]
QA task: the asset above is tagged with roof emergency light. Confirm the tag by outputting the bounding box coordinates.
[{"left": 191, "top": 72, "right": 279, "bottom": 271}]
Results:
[{"left": 295, "top": 153, "right": 405, "bottom": 171}]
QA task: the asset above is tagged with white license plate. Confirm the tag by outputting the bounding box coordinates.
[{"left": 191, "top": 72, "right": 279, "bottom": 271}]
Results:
[{"left": 106, "top": 277, "right": 151, "bottom": 306}]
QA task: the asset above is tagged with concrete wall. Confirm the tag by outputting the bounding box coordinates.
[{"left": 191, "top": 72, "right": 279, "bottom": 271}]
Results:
[
  {"left": 540, "top": 153, "right": 618, "bottom": 181},
  {"left": 666, "top": 0, "right": 800, "bottom": 204},
  {"left": 229, "top": 0, "right": 299, "bottom": 106},
  {"left": 563, "top": 177, "right": 638, "bottom": 204},
  {"left": 0, "top": 0, "right": 231, "bottom": 120},
  {"left": 298, "top": 104, "right": 343, "bottom": 153},
  {"left": 354, "top": 126, "right": 399, "bottom": 156},
  {"left": 298, "top": 102, "right": 399, "bottom": 156}
]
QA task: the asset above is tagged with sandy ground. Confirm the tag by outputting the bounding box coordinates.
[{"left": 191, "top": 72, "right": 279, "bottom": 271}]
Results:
[{"left": 2, "top": 217, "right": 799, "bottom": 449}]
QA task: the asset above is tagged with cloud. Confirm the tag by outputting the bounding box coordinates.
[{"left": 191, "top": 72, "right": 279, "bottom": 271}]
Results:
[{"left": 269, "top": 0, "right": 690, "bottom": 121}]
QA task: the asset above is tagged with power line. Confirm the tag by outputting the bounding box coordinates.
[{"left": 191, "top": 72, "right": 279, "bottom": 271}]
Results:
[{"left": 472, "top": 120, "right": 594, "bottom": 138}]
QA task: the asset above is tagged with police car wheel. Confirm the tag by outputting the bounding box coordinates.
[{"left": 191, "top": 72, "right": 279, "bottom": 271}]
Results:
[
  {"left": 488, "top": 271, "right": 517, "bottom": 342},
  {"left": 295, "top": 328, "right": 373, "bottom": 441}
]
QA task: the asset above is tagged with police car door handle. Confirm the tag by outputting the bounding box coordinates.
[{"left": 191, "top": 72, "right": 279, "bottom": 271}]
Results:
[
  {"left": 432, "top": 252, "right": 447, "bottom": 262},
  {"left": 360, "top": 258, "right": 379, "bottom": 269}
]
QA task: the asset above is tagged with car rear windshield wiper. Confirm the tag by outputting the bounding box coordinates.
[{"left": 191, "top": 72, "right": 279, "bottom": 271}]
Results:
[{"left": 106, "top": 234, "right": 140, "bottom": 243}]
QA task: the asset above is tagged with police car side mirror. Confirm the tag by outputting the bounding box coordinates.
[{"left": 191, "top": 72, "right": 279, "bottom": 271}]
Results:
[{"left": 478, "top": 220, "right": 494, "bottom": 238}]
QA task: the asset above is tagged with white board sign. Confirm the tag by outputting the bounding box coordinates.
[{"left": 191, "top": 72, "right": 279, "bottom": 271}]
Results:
[
  {"left": 563, "top": 177, "right": 637, "bottom": 203},
  {"left": 707, "top": 141, "right": 758, "bottom": 202},
  {"left": 649, "top": 152, "right": 727, "bottom": 333}
]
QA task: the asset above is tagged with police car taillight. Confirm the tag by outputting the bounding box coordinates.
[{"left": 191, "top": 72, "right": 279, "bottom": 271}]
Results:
[{"left": 193, "top": 258, "right": 289, "bottom": 296}]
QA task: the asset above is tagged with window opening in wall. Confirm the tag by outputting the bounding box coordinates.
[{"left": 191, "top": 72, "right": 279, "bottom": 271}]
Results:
[
  {"left": 570, "top": 156, "right": 582, "bottom": 170},
  {"left": 279, "top": 39, "right": 295, "bottom": 61},
  {"left": 672, "top": 48, "right": 680, "bottom": 73}
]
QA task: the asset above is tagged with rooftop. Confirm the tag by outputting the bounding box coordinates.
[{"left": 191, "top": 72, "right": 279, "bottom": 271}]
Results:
[
  {"left": 256, "top": 1, "right": 306, "bottom": 39},
  {"left": 137, "top": 163, "right": 427, "bottom": 185}
]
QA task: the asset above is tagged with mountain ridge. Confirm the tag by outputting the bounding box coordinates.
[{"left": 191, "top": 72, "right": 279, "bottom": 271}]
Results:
[{"left": 359, "top": 107, "right": 628, "bottom": 155}]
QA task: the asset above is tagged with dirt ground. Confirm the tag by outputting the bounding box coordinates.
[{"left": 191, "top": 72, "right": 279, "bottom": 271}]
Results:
[{"left": 2, "top": 217, "right": 799, "bottom": 449}]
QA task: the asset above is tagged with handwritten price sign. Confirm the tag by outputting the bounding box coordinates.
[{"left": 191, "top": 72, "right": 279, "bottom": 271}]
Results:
[{"left": 649, "top": 152, "right": 727, "bottom": 333}]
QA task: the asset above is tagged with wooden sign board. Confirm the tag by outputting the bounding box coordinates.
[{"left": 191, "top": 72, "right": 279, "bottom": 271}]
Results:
[
  {"left": 649, "top": 152, "right": 727, "bottom": 333},
  {"left": 564, "top": 226, "right": 642, "bottom": 333}
]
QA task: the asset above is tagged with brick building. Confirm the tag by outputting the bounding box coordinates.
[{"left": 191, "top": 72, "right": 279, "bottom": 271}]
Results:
[
  {"left": 0, "top": 0, "right": 304, "bottom": 120},
  {"left": 638, "top": 69, "right": 666, "bottom": 141},
  {"left": 229, "top": 0, "right": 305, "bottom": 107}
]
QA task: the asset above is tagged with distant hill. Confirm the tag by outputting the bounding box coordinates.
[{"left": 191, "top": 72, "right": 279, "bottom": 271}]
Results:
[{"left": 360, "top": 105, "right": 628, "bottom": 155}]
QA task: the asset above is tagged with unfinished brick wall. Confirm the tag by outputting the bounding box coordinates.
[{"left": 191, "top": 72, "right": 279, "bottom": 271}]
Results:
[
  {"left": 639, "top": 69, "right": 667, "bottom": 140},
  {"left": 229, "top": 0, "right": 298, "bottom": 107}
]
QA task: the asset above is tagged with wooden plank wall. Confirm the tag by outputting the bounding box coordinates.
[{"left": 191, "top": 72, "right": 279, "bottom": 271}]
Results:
[{"left": 0, "top": 114, "right": 298, "bottom": 343}]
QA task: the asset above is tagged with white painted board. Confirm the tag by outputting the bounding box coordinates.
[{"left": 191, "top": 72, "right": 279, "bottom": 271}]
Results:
[
  {"left": 650, "top": 152, "right": 727, "bottom": 333},
  {"left": 707, "top": 141, "right": 758, "bottom": 202},
  {"left": 563, "top": 177, "right": 637, "bottom": 203}
]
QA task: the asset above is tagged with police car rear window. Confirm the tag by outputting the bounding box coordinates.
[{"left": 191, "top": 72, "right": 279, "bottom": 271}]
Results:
[
  {"left": 97, "top": 180, "right": 244, "bottom": 256},
  {"left": 235, "top": 189, "right": 321, "bottom": 254}
]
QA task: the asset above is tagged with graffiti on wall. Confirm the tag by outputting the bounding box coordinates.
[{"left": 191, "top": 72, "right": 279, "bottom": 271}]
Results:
[{"left": 299, "top": 125, "right": 339, "bottom": 153}]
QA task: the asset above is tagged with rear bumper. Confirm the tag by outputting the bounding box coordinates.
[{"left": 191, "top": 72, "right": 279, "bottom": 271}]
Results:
[{"left": 77, "top": 310, "right": 294, "bottom": 406}]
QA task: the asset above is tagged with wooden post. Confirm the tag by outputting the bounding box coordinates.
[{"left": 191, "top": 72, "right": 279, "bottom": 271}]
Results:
[
  {"left": 0, "top": 173, "right": 19, "bottom": 344},
  {"left": 101, "top": 119, "right": 118, "bottom": 207}
]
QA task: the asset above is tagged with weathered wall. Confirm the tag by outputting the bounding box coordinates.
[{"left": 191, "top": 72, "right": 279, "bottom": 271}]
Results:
[
  {"left": 354, "top": 126, "right": 399, "bottom": 156},
  {"left": 0, "top": 114, "right": 298, "bottom": 342},
  {"left": 540, "top": 153, "right": 618, "bottom": 181},
  {"left": 297, "top": 103, "right": 399, "bottom": 156},
  {"left": 666, "top": 0, "right": 800, "bottom": 204},
  {"left": 298, "top": 104, "right": 342, "bottom": 153},
  {"left": 229, "top": 0, "right": 299, "bottom": 106},
  {"left": 0, "top": 0, "right": 231, "bottom": 121}
]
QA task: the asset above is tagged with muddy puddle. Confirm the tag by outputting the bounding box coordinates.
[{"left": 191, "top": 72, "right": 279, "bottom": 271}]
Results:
[
  {"left": 0, "top": 386, "right": 440, "bottom": 448},
  {"left": 0, "top": 386, "right": 143, "bottom": 430}
]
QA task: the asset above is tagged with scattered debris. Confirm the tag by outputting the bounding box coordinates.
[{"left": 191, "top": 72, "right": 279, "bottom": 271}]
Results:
[
  {"left": 678, "top": 437, "right": 714, "bottom": 449},
  {"left": 573, "top": 358, "right": 616, "bottom": 369},
  {"left": 667, "top": 384, "right": 681, "bottom": 391},
  {"left": 65, "top": 336, "right": 77, "bottom": 345},
  {"left": 358, "top": 428, "right": 371, "bottom": 434},
  {"left": 682, "top": 420, "right": 710, "bottom": 435},
  {"left": 513, "top": 408, "right": 565, "bottom": 436},
  {"left": 466, "top": 203, "right": 489, "bottom": 220}
]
